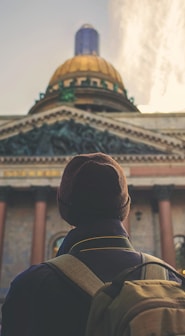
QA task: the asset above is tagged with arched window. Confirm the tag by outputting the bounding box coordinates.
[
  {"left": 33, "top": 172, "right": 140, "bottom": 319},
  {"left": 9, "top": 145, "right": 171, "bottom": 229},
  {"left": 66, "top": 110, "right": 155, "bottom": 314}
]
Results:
[
  {"left": 174, "top": 235, "right": 185, "bottom": 275},
  {"left": 52, "top": 236, "right": 65, "bottom": 258}
]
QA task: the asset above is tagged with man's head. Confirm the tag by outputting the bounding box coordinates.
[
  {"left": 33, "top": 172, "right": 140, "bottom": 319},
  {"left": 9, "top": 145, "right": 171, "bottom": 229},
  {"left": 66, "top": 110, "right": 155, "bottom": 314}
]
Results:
[{"left": 57, "top": 152, "right": 130, "bottom": 227}]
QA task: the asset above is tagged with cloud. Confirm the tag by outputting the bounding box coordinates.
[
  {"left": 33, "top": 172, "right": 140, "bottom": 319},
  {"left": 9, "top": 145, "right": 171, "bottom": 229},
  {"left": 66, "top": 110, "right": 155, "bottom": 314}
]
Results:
[{"left": 110, "top": 0, "right": 185, "bottom": 112}]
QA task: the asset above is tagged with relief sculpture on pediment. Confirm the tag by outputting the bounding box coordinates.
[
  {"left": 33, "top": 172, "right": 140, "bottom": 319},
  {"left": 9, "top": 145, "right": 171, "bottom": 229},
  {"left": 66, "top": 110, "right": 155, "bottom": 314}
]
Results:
[{"left": 0, "top": 119, "right": 166, "bottom": 156}]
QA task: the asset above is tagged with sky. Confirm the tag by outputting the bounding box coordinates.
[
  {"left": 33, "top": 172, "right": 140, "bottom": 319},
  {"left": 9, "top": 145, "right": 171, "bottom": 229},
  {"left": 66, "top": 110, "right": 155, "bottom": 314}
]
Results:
[{"left": 0, "top": 0, "right": 185, "bottom": 115}]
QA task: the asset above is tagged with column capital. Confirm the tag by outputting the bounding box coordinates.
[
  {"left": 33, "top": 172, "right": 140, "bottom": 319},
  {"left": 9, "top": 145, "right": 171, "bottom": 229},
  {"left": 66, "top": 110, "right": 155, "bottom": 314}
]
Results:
[
  {"left": 128, "top": 185, "right": 134, "bottom": 198},
  {"left": 153, "top": 185, "right": 174, "bottom": 201},
  {"left": 0, "top": 186, "right": 11, "bottom": 202},
  {"left": 32, "top": 186, "right": 51, "bottom": 202}
]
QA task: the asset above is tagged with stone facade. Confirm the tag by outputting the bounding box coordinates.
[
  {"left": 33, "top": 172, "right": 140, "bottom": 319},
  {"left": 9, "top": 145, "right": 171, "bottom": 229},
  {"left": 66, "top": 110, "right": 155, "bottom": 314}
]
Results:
[
  {"left": 1, "top": 187, "right": 185, "bottom": 300},
  {"left": 0, "top": 24, "right": 185, "bottom": 322}
]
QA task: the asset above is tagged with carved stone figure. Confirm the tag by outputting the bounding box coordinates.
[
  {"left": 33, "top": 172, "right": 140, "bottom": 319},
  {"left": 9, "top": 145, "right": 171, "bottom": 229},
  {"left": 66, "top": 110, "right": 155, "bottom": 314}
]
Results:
[{"left": 0, "top": 119, "right": 166, "bottom": 156}]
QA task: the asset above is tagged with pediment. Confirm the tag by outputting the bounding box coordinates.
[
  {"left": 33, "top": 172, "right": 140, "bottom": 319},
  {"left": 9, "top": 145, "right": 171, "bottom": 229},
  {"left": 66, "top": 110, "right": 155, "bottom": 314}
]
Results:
[
  {"left": 0, "top": 118, "right": 167, "bottom": 157},
  {"left": 0, "top": 106, "right": 184, "bottom": 157}
]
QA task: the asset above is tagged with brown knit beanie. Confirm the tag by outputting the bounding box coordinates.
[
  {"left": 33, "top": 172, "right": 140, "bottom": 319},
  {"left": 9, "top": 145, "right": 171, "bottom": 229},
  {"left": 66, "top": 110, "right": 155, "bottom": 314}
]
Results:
[{"left": 57, "top": 152, "right": 130, "bottom": 227}]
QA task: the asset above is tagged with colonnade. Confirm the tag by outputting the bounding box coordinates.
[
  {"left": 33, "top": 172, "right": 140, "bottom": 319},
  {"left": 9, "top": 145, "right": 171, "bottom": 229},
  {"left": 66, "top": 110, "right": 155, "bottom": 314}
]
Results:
[{"left": 0, "top": 185, "right": 177, "bottom": 278}]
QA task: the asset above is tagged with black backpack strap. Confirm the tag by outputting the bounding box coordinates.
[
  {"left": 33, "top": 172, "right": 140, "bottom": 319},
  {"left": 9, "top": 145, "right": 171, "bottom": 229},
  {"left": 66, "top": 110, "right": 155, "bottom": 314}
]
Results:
[{"left": 46, "top": 254, "right": 104, "bottom": 296}]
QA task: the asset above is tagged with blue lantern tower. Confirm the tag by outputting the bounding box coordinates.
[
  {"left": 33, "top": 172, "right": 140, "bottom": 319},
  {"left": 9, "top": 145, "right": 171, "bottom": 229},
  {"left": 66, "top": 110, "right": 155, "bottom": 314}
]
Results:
[{"left": 75, "top": 24, "right": 99, "bottom": 56}]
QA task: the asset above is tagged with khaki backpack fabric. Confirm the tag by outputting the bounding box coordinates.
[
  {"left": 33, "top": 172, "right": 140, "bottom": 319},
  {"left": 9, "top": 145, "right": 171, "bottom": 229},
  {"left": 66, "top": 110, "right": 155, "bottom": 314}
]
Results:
[{"left": 47, "top": 253, "right": 185, "bottom": 336}]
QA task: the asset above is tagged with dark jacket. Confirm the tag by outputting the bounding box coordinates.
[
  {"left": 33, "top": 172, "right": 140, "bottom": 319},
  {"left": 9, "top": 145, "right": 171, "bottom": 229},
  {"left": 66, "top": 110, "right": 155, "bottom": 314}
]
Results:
[{"left": 1, "top": 219, "right": 177, "bottom": 336}]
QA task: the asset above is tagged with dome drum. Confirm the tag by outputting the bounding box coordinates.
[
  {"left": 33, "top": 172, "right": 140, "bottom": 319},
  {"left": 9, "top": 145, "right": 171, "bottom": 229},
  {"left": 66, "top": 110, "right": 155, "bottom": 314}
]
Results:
[
  {"left": 29, "top": 84, "right": 138, "bottom": 114},
  {"left": 74, "top": 87, "right": 137, "bottom": 112}
]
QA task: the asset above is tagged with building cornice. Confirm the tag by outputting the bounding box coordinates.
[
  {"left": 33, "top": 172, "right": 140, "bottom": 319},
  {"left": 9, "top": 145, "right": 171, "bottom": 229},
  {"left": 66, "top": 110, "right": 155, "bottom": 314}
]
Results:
[{"left": 0, "top": 153, "right": 184, "bottom": 165}]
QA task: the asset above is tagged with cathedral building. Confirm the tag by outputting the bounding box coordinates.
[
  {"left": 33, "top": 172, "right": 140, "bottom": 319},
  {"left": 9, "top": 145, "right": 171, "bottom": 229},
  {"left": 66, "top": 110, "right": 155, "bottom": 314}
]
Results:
[{"left": 0, "top": 24, "right": 185, "bottom": 311}]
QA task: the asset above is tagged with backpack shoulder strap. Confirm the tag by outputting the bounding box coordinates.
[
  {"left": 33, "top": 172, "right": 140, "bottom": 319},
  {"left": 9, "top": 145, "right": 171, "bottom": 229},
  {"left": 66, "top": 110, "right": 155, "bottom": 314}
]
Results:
[
  {"left": 46, "top": 254, "right": 104, "bottom": 296},
  {"left": 141, "top": 253, "right": 169, "bottom": 280}
]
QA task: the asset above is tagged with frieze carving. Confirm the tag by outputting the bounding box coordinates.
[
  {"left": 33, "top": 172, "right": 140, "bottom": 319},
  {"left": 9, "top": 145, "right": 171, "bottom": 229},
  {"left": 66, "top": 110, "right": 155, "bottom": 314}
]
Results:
[
  {"left": 0, "top": 119, "right": 166, "bottom": 156},
  {"left": 3, "top": 170, "right": 61, "bottom": 177}
]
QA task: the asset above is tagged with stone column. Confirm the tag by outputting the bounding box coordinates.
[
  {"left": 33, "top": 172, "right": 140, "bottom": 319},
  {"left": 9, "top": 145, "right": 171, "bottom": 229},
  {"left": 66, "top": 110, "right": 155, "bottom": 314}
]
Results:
[
  {"left": 154, "top": 185, "right": 176, "bottom": 268},
  {"left": 0, "top": 187, "right": 9, "bottom": 277},
  {"left": 122, "top": 216, "right": 130, "bottom": 236},
  {"left": 123, "top": 185, "right": 133, "bottom": 237},
  {"left": 31, "top": 187, "right": 49, "bottom": 265}
]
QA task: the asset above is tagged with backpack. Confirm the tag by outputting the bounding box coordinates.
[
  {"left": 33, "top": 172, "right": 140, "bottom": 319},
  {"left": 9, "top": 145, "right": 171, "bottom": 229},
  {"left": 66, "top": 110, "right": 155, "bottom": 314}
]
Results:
[{"left": 47, "top": 253, "right": 185, "bottom": 336}]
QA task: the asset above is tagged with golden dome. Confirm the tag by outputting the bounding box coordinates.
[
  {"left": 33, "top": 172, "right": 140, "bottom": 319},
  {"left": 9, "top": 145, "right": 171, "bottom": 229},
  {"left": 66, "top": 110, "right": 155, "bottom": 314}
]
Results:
[
  {"left": 48, "top": 54, "right": 125, "bottom": 89},
  {"left": 28, "top": 25, "right": 139, "bottom": 115}
]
